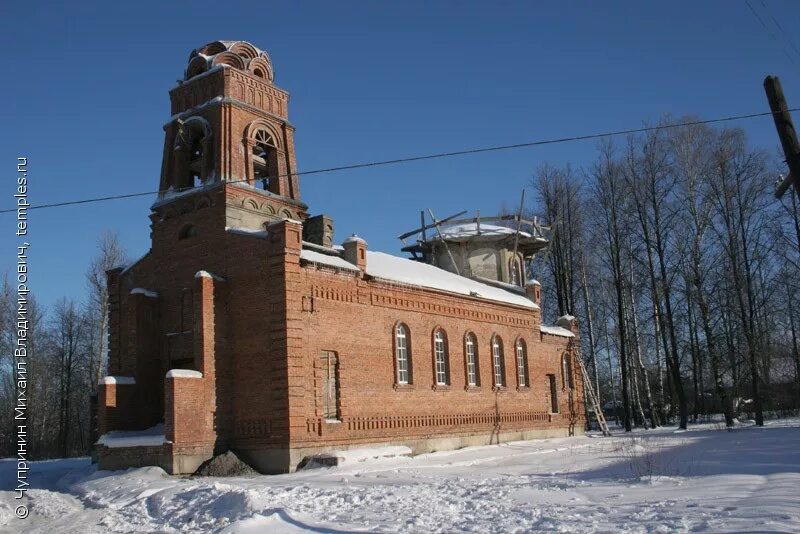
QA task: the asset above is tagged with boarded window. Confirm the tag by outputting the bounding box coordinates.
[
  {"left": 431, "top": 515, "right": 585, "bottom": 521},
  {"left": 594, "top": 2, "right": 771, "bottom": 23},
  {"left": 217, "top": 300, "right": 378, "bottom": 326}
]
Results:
[
  {"left": 180, "top": 288, "right": 193, "bottom": 334},
  {"left": 168, "top": 288, "right": 194, "bottom": 370},
  {"left": 321, "top": 351, "right": 340, "bottom": 420},
  {"left": 562, "top": 354, "right": 574, "bottom": 389},
  {"left": 468, "top": 248, "right": 499, "bottom": 279},
  {"left": 548, "top": 374, "right": 559, "bottom": 413}
]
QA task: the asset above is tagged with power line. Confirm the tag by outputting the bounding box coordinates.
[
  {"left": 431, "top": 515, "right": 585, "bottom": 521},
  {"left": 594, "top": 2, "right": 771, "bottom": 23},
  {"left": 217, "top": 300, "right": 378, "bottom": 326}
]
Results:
[
  {"left": 745, "top": 0, "right": 800, "bottom": 66},
  {"left": 758, "top": 0, "right": 800, "bottom": 62},
  {"left": 2, "top": 108, "right": 797, "bottom": 215}
]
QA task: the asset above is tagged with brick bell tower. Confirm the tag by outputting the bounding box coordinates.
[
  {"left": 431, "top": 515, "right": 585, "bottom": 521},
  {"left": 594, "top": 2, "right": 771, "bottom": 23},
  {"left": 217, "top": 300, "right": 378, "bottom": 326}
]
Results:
[
  {"left": 99, "top": 38, "right": 353, "bottom": 476},
  {"left": 152, "top": 40, "right": 309, "bottom": 231}
]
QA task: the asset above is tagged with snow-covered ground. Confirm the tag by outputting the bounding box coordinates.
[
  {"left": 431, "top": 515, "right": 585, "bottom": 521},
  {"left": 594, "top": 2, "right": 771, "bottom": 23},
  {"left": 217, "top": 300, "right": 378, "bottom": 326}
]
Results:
[{"left": 2, "top": 418, "right": 799, "bottom": 533}]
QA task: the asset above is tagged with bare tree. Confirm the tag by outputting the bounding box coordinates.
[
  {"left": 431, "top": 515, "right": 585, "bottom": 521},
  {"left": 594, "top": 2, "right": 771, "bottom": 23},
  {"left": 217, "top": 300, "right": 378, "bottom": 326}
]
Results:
[
  {"left": 624, "top": 126, "right": 689, "bottom": 429},
  {"left": 85, "top": 232, "right": 126, "bottom": 390},
  {"left": 532, "top": 164, "right": 583, "bottom": 317},
  {"left": 591, "top": 142, "right": 634, "bottom": 431},
  {"left": 707, "top": 129, "right": 776, "bottom": 426},
  {"left": 52, "top": 298, "right": 90, "bottom": 457},
  {"left": 669, "top": 122, "right": 736, "bottom": 426}
]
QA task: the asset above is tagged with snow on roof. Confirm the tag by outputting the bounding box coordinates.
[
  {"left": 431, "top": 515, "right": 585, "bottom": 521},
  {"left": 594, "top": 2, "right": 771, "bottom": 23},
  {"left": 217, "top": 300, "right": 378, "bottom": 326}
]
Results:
[
  {"left": 540, "top": 325, "right": 575, "bottom": 338},
  {"left": 433, "top": 223, "right": 533, "bottom": 241},
  {"left": 99, "top": 376, "right": 135, "bottom": 385},
  {"left": 474, "top": 275, "right": 527, "bottom": 294},
  {"left": 130, "top": 288, "right": 158, "bottom": 298},
  {"left": 343, "top": 234, "right": 367, "bottom": 245},
  {"left": 300, "top": 249, "right": 360, "bottom": 272},
  {"left": 175, "top": 64, "right": 226, "bottom": 88},
  {"left": 226, "top": 226, "right": 268, "bottom": 238},
  {"left": 165, "top": 94, "right": 224, "bottom": 123},
  {"left": 366, "top": 251, "right": 536, "bottom": 309},
  {"left": 298, "top": 244, "right": 537, "bottom": 308},
  {"left": 166, "top": 369, "right": 203, "bottom": 379},
  {"left": 151, "top": 182, "right": 221, "bottom": 209},
  {"left": 302, "top": 241, "right": 337, "bottom": 254},
  {"left": 267, "top": 217, "right": 304, "bottom": 227},
  {"left": 96, "top": 424, "right": 169, "bottom": 449}
]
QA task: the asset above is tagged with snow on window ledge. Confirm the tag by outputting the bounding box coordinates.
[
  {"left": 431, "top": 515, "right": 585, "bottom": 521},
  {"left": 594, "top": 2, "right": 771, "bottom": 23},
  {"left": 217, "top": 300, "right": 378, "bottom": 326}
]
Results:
[{"left": 130, "top": 288, "right": 158, "bottom": 298}]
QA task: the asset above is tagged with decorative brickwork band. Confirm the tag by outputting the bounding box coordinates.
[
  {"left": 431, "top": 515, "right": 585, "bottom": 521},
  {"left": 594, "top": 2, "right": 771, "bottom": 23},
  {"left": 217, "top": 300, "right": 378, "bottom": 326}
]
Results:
[{"left": 305, "top": 410, "right": 585, "bottom": 437}]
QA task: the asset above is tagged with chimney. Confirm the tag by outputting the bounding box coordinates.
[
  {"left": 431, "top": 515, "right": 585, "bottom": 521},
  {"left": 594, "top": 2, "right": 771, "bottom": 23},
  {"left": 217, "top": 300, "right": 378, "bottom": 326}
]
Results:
[
  {"left": 303, "top": 214, "right": 334, "bottom": 248},
  {"left": 556, "top": 314, "right": 580, "bottom": 336},
  {"left": 343, "top": 234, "right": 367, "bottom": 270},
  {"left": 525, "top": 279, "right": 541, "bottom": 306}
]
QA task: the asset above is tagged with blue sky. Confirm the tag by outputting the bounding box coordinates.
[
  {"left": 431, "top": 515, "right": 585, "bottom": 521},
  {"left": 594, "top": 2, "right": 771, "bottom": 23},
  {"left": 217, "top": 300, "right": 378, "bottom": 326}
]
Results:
[{"left": 1, "top": 1, "right": 799, "bottom": 310}]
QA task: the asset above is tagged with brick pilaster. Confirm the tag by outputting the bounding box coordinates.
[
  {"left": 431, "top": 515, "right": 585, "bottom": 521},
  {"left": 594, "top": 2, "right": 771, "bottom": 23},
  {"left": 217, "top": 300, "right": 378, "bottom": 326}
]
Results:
[{"left": 106, "top": 267, "right": 123, "bottom": 376}]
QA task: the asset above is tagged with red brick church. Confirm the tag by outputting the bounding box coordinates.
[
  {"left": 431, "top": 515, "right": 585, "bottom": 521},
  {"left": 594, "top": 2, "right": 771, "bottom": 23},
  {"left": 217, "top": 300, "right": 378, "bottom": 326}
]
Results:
[{"left": 94, "top": 40, "right": 585, "bottom": 474}]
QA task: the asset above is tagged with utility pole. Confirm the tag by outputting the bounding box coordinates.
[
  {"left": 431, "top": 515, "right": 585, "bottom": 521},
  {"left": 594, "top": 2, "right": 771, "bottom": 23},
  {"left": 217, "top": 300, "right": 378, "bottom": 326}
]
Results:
[{"left": 764, "top": 75, "right": 800, "bottom": 200}]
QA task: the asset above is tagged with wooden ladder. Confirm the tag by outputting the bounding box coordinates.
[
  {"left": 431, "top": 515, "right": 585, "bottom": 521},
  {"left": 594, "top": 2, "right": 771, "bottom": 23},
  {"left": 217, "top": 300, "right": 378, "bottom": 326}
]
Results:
[{"left": 578, "top": 357, "right": 611, "bottom": 436}]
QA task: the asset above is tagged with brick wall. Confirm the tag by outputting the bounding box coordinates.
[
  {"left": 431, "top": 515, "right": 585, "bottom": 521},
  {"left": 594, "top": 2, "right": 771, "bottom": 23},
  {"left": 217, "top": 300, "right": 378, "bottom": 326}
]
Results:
[
  {"left": 97, "top": 382, "right": 136, "bottom": 435},
  {"left": 286, "top": 260, "right": 584, "bottom": 450},
  {"left": 165, "top": 375, "right": 214, "bottom": 445}
]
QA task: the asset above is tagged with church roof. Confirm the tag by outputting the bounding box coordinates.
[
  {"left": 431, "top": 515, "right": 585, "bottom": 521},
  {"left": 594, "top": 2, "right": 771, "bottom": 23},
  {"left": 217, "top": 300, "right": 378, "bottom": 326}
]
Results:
[
  {"left": 401, "top": 220, "right": 549, "bottom": 257},
  {"left": 436, "top": 222, "right": 533, "bottom": 240},
  {"left": 299, "top": 243, "right": 537, "bottom": 309},
  {"left": 185, "top": 40, "right": 274, "bottom": 82}
]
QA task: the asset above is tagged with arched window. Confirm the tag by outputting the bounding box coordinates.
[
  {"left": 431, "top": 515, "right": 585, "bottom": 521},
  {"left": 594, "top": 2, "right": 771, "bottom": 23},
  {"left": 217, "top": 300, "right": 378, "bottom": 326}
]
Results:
[
  {"left": 173, "top": 119, "right": 211, "bottom": 189},
  {"left": 562, "top": 354, "right": 574, "bottom": 389},
  {"left": 433, "top": 329, "right": 449, "bottom": 386},
  {"left": 509, "top": 256, "right": 524, "bottom": 286},
  {"left": 179, "top": 288, "right": 192, "bottom": 334},
  {"left": 465, "top": 333, "right": 479, "bottom": 386},
  {"left": 178, "top": 224, "right": 198, "bottom": 240},
  {"left": 394, "top": 323, "right": 411, "bottom": 385},
  {"left": 168, "top": 287, "right": 195, "bottom": 370},
  {"left": 516, "top": 339, "right": 528, "bottom": 387},
  {"left": 186, "top": 56, "right": 208, "bottom": 80},
  {"left": 252, "top": 129, "right": 278, "bottom": 190},
  {"left": 492, "top": 335, "right": 505, "bottom": 387},
  {"left": 186, "top": 130, "right": 203, "bottom": 183}
]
